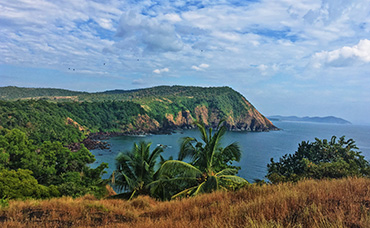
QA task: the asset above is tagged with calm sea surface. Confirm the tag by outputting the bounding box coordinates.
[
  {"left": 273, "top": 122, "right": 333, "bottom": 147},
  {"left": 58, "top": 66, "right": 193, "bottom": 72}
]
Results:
[{"left": 90, "top": 121, "right": 370, "bottom": 182}]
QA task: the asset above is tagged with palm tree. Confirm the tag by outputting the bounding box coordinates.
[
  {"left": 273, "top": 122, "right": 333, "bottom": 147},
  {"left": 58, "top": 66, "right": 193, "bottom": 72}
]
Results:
[
  {"left": 111, "top": 141, "right": 163, "bottom": 200},
  {"left": 155, "top": 121, "right": 248, "bottom": 199}
]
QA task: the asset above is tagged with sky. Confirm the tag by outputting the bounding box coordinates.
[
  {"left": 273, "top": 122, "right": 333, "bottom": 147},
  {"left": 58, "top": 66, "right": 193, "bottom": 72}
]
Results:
[{"left": 1, "top": 0, "right": 370, "bottom": 124}]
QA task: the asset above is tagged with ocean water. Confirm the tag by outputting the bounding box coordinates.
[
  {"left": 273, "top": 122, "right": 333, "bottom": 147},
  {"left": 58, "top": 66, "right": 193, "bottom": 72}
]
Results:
[{"left": 90, "top": 121, "right": 370, "bottom": 182}]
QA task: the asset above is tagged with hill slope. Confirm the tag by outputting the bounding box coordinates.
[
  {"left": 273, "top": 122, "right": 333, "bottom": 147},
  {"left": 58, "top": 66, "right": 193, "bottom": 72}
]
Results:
[{"left": 0, "top": 86, "right": 277, "bottom": 136}]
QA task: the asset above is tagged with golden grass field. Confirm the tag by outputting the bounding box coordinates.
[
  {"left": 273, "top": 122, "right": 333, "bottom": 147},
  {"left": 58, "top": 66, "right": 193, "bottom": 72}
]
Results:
[{"left": 1, "top": 177, "right": 370, "bottom": 228}]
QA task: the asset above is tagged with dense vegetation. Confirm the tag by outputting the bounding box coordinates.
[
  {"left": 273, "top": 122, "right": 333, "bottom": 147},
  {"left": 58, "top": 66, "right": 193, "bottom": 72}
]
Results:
[
  {"left": 0, "top": 128, "right": 107, "bottom": 198},
  {"left": 0, "top": 100, "right": 146, "bottom": 145},
  {"left": 112, "top": 142, "right": 164, "bottom": 200},
  {"left": 0, "top": 85, "right": 277, "bottom": 132},
  {"left": 0, "top": 85, "right": 274, "bottom": 201},
  {"left": 112, "top": 122, "right": 247, "bottom": 201},
  {"left": 267, "top": 136, "right": 370, "bottom": 183},
  {"left": 1, "top": 85, "right": 370, "bottom": 227},
  {"left": 0, "top": 86, "right": 85, "bottom": 100},
  {"left": 154, "top": 121, "right": 247, "bottom": 200}
]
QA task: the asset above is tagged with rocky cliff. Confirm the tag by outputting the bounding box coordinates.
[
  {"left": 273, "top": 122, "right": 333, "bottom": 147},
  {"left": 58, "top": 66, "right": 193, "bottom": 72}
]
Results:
[{"left": 141, "top": 86, "right": 278, "bottom": 132}]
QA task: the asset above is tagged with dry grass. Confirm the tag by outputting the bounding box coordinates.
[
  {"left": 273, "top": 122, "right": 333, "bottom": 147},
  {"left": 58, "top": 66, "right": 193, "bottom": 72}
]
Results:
[{"left": 1, "top": 178, "right": 370, "bottom": 227}]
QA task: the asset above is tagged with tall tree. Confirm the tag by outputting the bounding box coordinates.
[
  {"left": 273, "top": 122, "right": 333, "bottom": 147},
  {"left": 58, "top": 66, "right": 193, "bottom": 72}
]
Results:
[
  {"left": 112, "top": 142, "right": 163, "bottom": 200},
  {"left": 154, "top": 121, "right": 247, "bottom": 199}
]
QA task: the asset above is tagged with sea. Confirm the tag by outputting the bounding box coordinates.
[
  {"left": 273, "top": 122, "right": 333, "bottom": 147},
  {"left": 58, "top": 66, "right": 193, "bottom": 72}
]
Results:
[{"left": 90, "top": 121, "right": 370, "bottom": 183}]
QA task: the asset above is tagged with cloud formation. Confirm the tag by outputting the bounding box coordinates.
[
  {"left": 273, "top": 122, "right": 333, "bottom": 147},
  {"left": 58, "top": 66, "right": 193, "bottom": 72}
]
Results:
[
  {"left": 191, "top": 63, "right": 209, "bottom": 71},
  {"left": 153, "top": 68, "right": 169, "bottom": 74},
  {"left": 312, "top": 39, "right": 370, "bottom": 68},
  {"left": 116, "top": 11, "right": 183, "bottom": 53},
  {"left": 2, "top": 0, "right": 370, "bottom": 122}
]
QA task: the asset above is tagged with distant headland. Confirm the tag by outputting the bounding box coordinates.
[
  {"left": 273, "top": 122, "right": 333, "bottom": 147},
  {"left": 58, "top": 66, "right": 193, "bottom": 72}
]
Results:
[{"left": 268, "top": 115, "right": 351, "bottom": 125}]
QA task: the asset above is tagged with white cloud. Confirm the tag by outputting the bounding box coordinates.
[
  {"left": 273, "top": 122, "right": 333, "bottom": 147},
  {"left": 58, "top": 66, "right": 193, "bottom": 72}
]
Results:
[
  {"left": 153, "top": 68, "right": 169, "bottom": 74},
  {"left": 115, "top": 10, "right": 183, "bottom": 53},
  {"left": 199, "top": 63, "right": 209, "bottom": 68},
  {"left": 191, "top": 63, "right": 209, "bottom": 71},
  {"left": 312, "top": 39, "right": 370, "bottom": 68},
  {"left": 2, "top": 0, "right": 370, "bottom": 122},
  {"left": 160, "top": 13, "right": 182, "bottom": 23},
  {"left": 257, "top": 64, "right": 268, "bottom": 71},
  {"left": 191, "top": 66, "right": 201, "bottom": 71}
]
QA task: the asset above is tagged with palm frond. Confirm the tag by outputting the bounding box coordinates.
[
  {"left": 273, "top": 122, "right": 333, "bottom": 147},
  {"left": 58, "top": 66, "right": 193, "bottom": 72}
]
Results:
[
  {"left": 193, "top": 181, "right": 207, "bottom": 195},
  {"left": 128, "top": 189, "right": 137, "bottom": 200},
  {"left": 178, "top": 137, "right": 197, "bottom": 161},
  {"left": 113, "top": 171, "right": 138, "bottom": 191},
  {"left": 171, "top": 186, "right": 198, "bottom": 199},
  {"left": 195, "top": 121, "right": 209, "bottom": 144},
  {"left": 113, "top": 141, "right": 163, "bottom": 196},
  {"left": 222, "top": 142, "right": 241, "bottom": 162},
  {"left": 148, "top": 145, "right": 164, "bottom": 165},
  {"left": 159, "top": 160, "right": 202, "bottom": 178},
  {"left": 148, "top": 176, "right": 197, "bottom": 187},
  {"left": 217, "top": 119, "right": 226, "bottom": 129},
  {"left": 218, "top": 175, "right": 248, "bottom": 184},
  {"left": 204, "top": 175, "right": 219, "bottom": 192},
  {"left": 216, "top": 168, "right": 238, "bottom": 176}
]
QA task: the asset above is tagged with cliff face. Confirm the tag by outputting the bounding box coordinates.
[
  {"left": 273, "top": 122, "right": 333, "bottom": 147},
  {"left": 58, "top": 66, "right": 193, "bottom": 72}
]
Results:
[
  {"left": 163, "top": 111, "right": 195, "bottom": 129},
  {"left": 124, "top": 114, "right": 161, "bottom": 134},
  {"left": 160, "top": 105, "right": 276, "bottom": 132}
]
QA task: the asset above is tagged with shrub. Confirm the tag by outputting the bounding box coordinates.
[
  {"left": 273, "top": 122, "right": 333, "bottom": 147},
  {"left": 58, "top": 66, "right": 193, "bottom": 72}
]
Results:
[
  {"left": 0, "top": 169, "right": 60, "bottom": 199},
  {"left": 267, "top": 136, "right": 370, "bottom": 183}
]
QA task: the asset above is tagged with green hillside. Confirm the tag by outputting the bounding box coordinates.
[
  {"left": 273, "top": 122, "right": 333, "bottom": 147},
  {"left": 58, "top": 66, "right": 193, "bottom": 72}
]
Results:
[
  {"left": 0, "top": 86, "right": 277, "bottom": 145},
  {"left": 0, "top": 86, "right": 86, "bottom": 100},
  {"left": 0, "top": 100, "right": 150, "bottom": 145}
]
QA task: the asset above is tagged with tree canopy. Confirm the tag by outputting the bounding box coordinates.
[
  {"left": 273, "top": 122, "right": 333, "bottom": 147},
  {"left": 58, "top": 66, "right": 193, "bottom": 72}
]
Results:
[
  {"left": 112, "top": 142, "right": 163, "bottom": 200},
  {"left": 267, "top": 136, "right": 370, "bottom": 183},
  {"left": 0, "top": 128, "right": 108, "bottom": 199},
  {"left": 152, "top": 121, "right": 248, "bottom": 200}
]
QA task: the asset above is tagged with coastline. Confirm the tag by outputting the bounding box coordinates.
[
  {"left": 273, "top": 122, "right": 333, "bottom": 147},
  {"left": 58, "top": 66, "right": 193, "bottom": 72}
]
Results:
[{"left": 78, "top": 123, "right": 279, "bottom": 152}]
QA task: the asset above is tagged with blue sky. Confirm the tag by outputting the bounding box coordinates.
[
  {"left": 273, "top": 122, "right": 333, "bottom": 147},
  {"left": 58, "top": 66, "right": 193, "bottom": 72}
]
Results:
[{"left": 1, "top": 0, "right": 370, "bottom": 124}]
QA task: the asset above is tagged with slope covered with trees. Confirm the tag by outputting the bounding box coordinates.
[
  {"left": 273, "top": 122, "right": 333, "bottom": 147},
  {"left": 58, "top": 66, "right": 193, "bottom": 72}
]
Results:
[
  {"left": 0, "top": 85, "right": 277, "bottom": 135},
  {"left": 0, "top": 128, "right": 107, "bottom": 198},
  {"left": 0, "top": 100, "right": 148, "bottom": 145}
]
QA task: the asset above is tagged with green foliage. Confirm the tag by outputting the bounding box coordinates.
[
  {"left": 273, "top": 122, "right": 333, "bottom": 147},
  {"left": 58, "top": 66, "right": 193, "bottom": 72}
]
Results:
[
  {"left": 153, "top": 121, "right": 248, "bottom": 200},
  {"left": 0, "top": 86, "right": 85, "bottom": 100},
  {"left": 57, "top": 100, "right": 146, "bottom": 133},
  {"left": 267, "top": 136, "right": 370, "bottom": 183},
  {"left": 0, "top": 100, "right": 85, "bottom": 145},
  {"left": 0, "top": 169, "right": 60, "bottom": 199},
  {"left": 112, "top": 142, "right": 164, "bottom": 200},
  {"left": 0, "top": 195, "right": 9, "bottom": 208},
  {"left": 0, "top": 128, "right": 108, "bottom": 198},
  {"left": 0, "top": 85, "right": 268, "bottom": 134},
  {"left": 0, "top": 100, "right": 146, "bottom": 145},
  {"left": 178, "top": 121, "right": 241, "bottom": 172}
]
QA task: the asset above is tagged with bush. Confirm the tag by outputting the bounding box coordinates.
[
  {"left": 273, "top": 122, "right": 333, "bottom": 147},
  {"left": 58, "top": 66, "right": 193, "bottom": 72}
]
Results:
[
  {"left": 0, "top": 169, "right": 60, "bottom": 199},
  {"left": 267, "top": 136, "right": 370, "bottom": 183}
]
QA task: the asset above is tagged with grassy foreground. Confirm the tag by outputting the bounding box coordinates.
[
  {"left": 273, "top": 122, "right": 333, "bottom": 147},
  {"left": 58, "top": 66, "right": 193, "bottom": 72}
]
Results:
[{"left": 1, "top": 178, "right": 370, "bottom": 228}]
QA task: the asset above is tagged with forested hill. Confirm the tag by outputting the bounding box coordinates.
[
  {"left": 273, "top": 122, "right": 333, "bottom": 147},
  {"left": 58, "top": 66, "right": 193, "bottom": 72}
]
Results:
[
  {"left": 0, "top": 86, "right": 277, "bottom": 142},
  {"left": 0, "top": 86, "right": 86, "bottom": 100}
]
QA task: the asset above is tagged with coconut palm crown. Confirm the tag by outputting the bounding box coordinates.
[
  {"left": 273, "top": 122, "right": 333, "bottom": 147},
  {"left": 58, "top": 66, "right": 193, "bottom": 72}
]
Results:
[
  {"left": 112, "top": 141, "right": 163, "bottom": 200},
  {"left": 157, "top": 121, "right": 248, "bottom": 199}
]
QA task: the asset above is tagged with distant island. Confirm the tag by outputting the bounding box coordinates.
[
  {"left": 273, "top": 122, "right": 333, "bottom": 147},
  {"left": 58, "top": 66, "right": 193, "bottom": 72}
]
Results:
[{"left": 268, "top": 115, "right": 351, "bottom": 125}]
